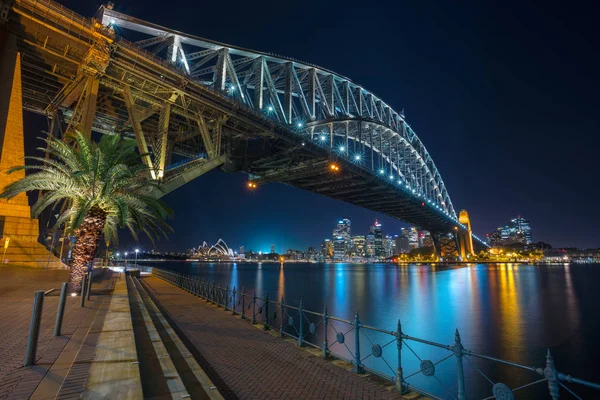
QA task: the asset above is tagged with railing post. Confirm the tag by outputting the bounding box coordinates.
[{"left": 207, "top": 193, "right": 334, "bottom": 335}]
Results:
[
  {"left": 216, "top": 282, "right": 221, "bottom": 307},
  {"left": 322, "top": 305, "right": 329, "bottom": 358},
  {"left": 24, "top": 291, "right": 45, "bottom": 366},
  {"left": 280, "top": 297, "right": 285, "bottom": 337},
  {"left": 80, "top": 273, "right": 88, "bottom": 307},
  {"left": 544, "top": 349, "right": 560, "bottom": 400},
  {"left": 232, "top": 286, "right": 237, "bottom": 315},
  {"left": 241, "top": 287, "right": 246, "bottom": 319},
  {"left": 251, "top": 291, "right": 256, "bottom": 324},
  {"left": 54, "top": 283, "right": 68, "bottom": 336},
  {"left": 211, "top": 281, "right": 216, "bottom": 304},
  {"left": 454, "top": 329, "right": 466, "bottom": 400},
  {"left": 264, "top": 292, "right": 270, "bottom": 330},
  {"left": 354, "top": 311, "right": 363, "bottom": 373},
  {"left": 298, "top": 299, "right": 304, "bottom": 347},
  {"left": 224, "top": 284, "right": 229, "bottom": 310},
  {"left": 396, "top": 320, "right": 407, "bottom": 393}
]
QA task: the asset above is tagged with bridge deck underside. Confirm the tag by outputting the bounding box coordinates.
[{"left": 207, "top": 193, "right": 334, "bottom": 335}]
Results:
[{"left": 247, "top": 145, "right": 457, "bottom": 233}]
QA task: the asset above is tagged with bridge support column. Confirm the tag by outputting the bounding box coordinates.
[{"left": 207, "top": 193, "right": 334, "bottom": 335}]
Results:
[{"left": 0, "top": 40, "right": 64, "bottom": 268}]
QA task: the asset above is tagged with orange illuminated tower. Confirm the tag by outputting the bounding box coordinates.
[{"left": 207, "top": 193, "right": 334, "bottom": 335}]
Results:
[
  {"left": 0, "top": 47, "right": 64, "bottom": 268},
  {"left": 457, "top": 209, "right": 475, "bottom": 259}
]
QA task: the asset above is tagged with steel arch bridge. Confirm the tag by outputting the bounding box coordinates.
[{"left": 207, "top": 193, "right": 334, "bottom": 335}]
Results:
[{"left": 0, "top": 0, "right": 486, "bottom": 257}]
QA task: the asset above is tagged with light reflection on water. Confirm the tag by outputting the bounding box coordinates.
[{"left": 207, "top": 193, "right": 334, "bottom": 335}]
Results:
[{"left": 153, "top": 262, "right": 600, "bottom": 399}]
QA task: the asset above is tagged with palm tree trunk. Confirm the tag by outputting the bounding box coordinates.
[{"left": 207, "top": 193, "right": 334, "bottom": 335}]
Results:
[{"left": 68, "top": 206, "right": 107, "bottom": 292}]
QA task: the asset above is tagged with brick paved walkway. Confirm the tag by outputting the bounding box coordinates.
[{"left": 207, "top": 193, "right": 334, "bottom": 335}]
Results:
[
  {"left": 0, "top": 267, "right": 111, "bottom": 399},
  {"left": 141, "top": 276, "right": 406, "bottom": 400}
]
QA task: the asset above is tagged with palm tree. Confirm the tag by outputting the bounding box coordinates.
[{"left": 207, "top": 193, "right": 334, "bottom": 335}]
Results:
[{"left": 0, "top": 132, "right": 172, "bottom": 292}]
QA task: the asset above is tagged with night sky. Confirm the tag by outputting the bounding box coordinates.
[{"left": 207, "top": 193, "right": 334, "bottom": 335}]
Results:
[{"left": 24, "top": 0, "right": 600, "bottom": 252}]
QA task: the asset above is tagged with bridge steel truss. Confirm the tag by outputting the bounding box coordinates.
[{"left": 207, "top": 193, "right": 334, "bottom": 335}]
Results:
[{"left": 2, "top": 0, "right": 486, "bottom": 254}]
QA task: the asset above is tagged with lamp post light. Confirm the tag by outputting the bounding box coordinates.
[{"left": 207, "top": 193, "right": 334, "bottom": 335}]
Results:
[{"left": 135, "top": 249, "right": 139, "bottom": 268}]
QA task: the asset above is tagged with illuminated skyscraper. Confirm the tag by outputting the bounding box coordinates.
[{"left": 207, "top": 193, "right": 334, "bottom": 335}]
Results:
[
  {"left": 408, "top": 227, "right": 419, "bottom": 250},
  {"left": 333, "top": 236, "right": 346, "bottom": 260},
  {"left": 333, "top": 218, "right": 352, "bottom": 252},
  {"left": 488, "top": 216, "right": 533, "bottom": 246},
  {"left": 370, "top": 220, "right": 384, "bottom": 258},
  {"left": 270, "top": 244, "right": 276, "bottom": 254},
  {"left": 351, "top": 235, "right": 366, "bottom": 257},
  {"left": 321, "top": 239, "right": 333, "bottom": 259}
]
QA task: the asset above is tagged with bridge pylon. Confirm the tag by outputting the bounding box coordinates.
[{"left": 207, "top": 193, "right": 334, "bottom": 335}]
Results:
[
  {"left": 457, "top": 209, "right": 475, "bottom": 259},
  {"left": 0, "top": 32, "right": 64, "bottom": 268}
]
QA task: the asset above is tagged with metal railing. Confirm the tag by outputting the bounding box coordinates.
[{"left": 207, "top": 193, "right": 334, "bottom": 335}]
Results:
[{"left": 151, "top": 267, "right": 599, "bottom": 399}]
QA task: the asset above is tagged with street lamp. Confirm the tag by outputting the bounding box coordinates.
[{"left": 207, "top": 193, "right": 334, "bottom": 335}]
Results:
[{"left": 135, "top": 249, "right": 139, "bottom": 268}]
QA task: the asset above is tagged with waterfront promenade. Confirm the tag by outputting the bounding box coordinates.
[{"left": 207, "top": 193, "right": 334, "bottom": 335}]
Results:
[
  {"left": 140, "top": 276, "right": 406, "bottom": 400},
  {"left": 0, "top": 267, "right": 115, "bottom": 399}
]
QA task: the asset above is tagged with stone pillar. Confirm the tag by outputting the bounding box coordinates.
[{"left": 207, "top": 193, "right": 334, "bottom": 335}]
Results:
[{"left": 0, "top": 38, "right": 65, "bottom": 268}]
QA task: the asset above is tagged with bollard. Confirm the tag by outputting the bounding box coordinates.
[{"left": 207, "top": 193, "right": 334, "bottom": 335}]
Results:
[
  {"left": 280, "top": 297, "right": 285, "bottom": 337},
  {"left": 396, "top": 320, "right": 407, "bottom": 393},
  {"left": 354, "top": 311, "right": 363, "bottom": 373},
  {"left": 241, "top": 287, "right": 246, "bottom": 319},
  {"left": 86, "top": 271, "right": 93, "bottom": 300},
  {"left": 54, "top": 283, "right": 68, "bottom": 336},
  {"left": 454, "top": 329, "right": 466, "bottom": 399},
  {"left": 24, "top": 291, "right": 45, "bottom": 366},
  {"left": 232, "top": 287, "right": 236, "bottom": 315},
  {"left": 251, "top": 291, "right": 256, "bottom": 324},
  {"left": 322, "top": 305, "right": 329, "bottom": 358},
  {"left": 211, "top": 281, "right": 215, "bottom": 304},
  {"left": 264, "top": 292, "right": 270, "bottom": 330},
  {"left": 80, "top": 273, "right": 88, "bottom": 307},
  {"left": 298, "top": 299, "right": 304, "bottom": 347},
  {"left": 224, "top": 284, "right": 229, "bottom": 310}
]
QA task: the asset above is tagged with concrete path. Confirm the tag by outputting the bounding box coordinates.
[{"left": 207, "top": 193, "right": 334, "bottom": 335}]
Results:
[
  {"left": 82, "top": 274, "right": 142, "bottom": 399},
  {"left": 141, "top": 276, "right": 406, "bottom": 400}
]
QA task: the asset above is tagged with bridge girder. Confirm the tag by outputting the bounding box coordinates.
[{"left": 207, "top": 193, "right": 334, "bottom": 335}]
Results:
[{"left": 4, "top": 0, "right": 488, "bottom": 244}]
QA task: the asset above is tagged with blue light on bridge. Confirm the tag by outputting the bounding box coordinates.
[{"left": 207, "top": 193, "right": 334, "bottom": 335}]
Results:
[
  {"left": 229, "top": 84, "right": 236, "bottom": 92},
  {"left": 267, "top": 105, "right": 274, "bottom": 112},
  {"left": 354, "top": 154, "right": 361, "bottom": 161},
  {"left": 297, "top": 122, "right": 303, "bottom": 128},
  {"left": 320, "top": 135, "right": 326, "bottom": 141},
  {"left": 339, "top": 146, "right": 345, "bottom": 152},
  {"left": 379, "top": 169, "right": 385, "bottom": 174}
]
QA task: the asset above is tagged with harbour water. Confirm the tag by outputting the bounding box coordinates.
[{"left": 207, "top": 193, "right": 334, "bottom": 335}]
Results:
[{"left": 147, "top": 261, "right": 600, "bottom": 399}]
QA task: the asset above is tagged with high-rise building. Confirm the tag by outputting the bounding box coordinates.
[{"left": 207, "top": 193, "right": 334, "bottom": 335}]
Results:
[
  {"left": 487, "top": 216, "right": 533, "bottom": 246},
  {"left": 366, "top": 233, "right": 375, "bottom": 257},
  {"left": 270, "top": 244, "right": 276, "bottom": 254},
  {"left": 333, "top": 236, "right": 346, "bottom": 260},
  {"left": 408, "top": 227, "right": 419, "bottom": 250},
  {"left": 396, "top": 230, "right": 410, "bottom": 253},
  {"left": 371, "top": 220, "right": 385, "bottom": 258},
  {"left": 384, "top": 235, "right": 396, "bottom": 257},
  {"left": 333, "top": 219, "right": 352, "bottom": 253},
  {"left": 351, "top": 235, "right": 366, "bottom": 257},
  {"left": 321, "top": 239, "right": 333, "bottom": 259},
  {"left": 419, "top": 231, "right": 433, "bottom": 248},
  {"left": 306, "top": 247, "right": 316, "bottom": 261},
  {"left": 239, "top": 246, "right": 245, "bottom": 255},
  {"left": 512, "top": 216, "right": 532, "bottom": 244}
]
